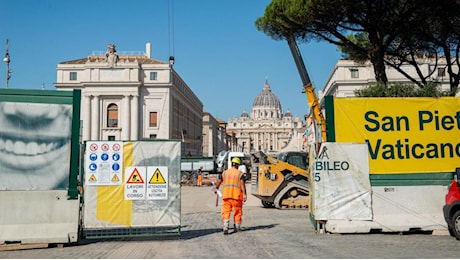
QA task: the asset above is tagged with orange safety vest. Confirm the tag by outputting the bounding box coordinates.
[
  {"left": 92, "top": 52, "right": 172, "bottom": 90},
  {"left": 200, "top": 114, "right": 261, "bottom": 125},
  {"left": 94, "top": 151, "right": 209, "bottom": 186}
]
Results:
[{"left": 222, "top": 167, "right": 244, "bottom": 200}]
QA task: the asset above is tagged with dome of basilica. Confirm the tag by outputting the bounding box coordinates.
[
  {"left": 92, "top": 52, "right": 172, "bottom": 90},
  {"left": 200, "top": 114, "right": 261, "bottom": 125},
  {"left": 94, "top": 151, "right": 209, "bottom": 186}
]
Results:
[{"left": 252, "top": 79, "right": 282, "bottom": 111}]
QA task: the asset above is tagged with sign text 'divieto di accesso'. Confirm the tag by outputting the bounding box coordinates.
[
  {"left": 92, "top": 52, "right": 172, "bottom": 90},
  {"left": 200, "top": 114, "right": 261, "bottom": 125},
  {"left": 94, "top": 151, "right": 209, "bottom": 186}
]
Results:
[{"left": 333, "top": 97, "right": 460, "bottom": 174}]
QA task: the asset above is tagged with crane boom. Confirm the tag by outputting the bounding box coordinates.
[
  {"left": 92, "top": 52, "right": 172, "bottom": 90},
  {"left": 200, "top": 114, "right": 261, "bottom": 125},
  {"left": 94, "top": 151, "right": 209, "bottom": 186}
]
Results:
[{"left": 287, "top": 36, "right": 327, "bottom": 142}]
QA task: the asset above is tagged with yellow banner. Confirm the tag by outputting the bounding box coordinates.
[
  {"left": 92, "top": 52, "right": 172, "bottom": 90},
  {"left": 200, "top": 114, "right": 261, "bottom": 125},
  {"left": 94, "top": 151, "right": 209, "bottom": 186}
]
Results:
[
  {"left": 334, "top": 97, "right": 460, "bottom": 174},
  {"left": 96, "top": 142, "right": 133, "bottom": 226}
]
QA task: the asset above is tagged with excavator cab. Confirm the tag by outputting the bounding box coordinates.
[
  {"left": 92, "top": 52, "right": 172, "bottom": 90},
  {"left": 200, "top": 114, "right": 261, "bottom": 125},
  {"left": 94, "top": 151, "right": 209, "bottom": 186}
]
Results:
[{"left": 251, "top": 151, "right": 310, "bottom": 209}]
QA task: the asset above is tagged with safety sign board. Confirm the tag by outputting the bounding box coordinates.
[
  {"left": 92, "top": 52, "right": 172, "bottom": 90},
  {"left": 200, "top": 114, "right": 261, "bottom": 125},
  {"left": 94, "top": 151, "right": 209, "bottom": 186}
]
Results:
[
  {"left": 124, "top": 166, "right": 146, "bottom": 200},
  {"left": 147, "top": 166, "right": 168, "bottom": 200},
  {"left": 85, "top": 141, "right": 123, "bottom": 186}
]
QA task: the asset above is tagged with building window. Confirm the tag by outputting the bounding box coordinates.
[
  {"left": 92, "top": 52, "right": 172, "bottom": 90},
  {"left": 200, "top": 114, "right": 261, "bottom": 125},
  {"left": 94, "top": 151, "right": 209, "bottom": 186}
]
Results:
[
  {"left": 150, "top": 72, "right": 158, "bottom": 80},
  {"left": 107, "top": 103, "right": 118, "bottom": 127},
  {"left": 150, "top": 134, "right": 157, "bottom": 139},
  {"left": 149, "top": 112, "right": 158, "bottom": 127},
  {"left": 350, "top": 68, "right": 359, "bottom": 78},
  {"left": 438, "top": 67, "right": 446, "bottom": 77},
  {"left": 108, "top": 135, "right": 115, "bottom": 141},
  {"left": 70, "top": 72, "right": 77, "bottom": 81}
]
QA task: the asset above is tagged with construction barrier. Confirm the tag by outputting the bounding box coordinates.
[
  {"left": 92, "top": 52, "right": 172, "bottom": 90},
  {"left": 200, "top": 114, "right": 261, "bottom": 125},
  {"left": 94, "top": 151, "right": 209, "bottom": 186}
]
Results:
[
  {"left": 81, "top": 140, "right": 181, "bottom": 238},
  {"left": 0, "top": 89, "right": 81, "bottom": 244},
  {"left": 311, "top": 96, "right": 458, "bottom": 233}
]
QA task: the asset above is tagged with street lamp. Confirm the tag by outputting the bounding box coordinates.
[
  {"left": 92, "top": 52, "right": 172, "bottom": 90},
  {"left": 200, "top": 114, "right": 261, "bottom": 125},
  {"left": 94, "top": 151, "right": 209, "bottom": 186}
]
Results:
[{"left": 3, "top": 39, "right": 11, "bottom": 89}]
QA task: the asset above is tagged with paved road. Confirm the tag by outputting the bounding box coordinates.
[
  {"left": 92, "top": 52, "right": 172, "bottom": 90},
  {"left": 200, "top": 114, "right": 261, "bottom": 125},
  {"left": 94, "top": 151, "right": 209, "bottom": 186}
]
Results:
[{"left": 1, "top": 184, "right": 459, "bottom": 259}]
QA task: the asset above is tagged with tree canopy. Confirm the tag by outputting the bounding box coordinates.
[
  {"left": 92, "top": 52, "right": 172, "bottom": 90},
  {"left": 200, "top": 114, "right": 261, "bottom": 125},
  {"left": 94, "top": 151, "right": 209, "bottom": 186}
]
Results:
[{"left": 255, "top": 0, "right": 460, "bottom": 95}]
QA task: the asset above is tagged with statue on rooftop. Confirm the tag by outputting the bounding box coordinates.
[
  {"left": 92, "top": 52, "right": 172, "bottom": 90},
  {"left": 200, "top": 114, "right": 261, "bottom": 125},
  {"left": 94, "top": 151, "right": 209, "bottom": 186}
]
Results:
[{"left": 106, "top": 43, "right": 119, "bottom": 67}]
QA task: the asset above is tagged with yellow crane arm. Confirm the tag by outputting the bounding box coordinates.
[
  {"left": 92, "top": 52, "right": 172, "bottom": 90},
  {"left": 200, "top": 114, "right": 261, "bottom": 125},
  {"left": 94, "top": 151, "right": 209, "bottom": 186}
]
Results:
[
  {"left": 304, "top": 83, "right": 327, "bottom": 141},
  {"left": 287, "top": 35, "right": 327, "bottom": 142}
]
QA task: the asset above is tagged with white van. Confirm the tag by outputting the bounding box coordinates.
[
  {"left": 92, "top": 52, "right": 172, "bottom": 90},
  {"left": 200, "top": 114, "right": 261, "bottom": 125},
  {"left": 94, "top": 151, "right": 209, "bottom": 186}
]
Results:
[
  {"left": 216, "top": 150, "right": 229, "bottom": 173},
  {"left": 223, "top": 152, "right": 252, "bottom": 182}
]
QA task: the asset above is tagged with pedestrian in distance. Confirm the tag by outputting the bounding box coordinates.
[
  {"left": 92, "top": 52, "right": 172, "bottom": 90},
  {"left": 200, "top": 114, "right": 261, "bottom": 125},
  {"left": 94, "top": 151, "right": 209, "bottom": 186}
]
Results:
[
  {"left": 197, "top": 166, "right": 203, "bottom": 187},
  {"left": 215, "top": 157, "right": 247, "bottom": 235},
  {"left": 193, "top": 170, "right": 198, "bottom": 186}
]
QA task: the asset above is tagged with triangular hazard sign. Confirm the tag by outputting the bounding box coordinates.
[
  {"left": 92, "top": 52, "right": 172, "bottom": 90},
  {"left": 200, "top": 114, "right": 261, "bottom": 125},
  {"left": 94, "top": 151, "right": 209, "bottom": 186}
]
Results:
[
  {"left": 149, "top": 168, "right": 166, "bottom": 184},
  {"left": 89, "top": 174, "right": 97, "bottom": 182},
  {"left": 127, "top": 168, "right": 144, "bottom": 184},
  {"left": 111, "top": 174, "right": 119, "bottom": 182}
]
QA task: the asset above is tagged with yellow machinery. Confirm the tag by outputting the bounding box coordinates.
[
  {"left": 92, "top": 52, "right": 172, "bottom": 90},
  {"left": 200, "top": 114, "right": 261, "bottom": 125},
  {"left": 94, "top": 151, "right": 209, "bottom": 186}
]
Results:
[
  {"left": 251, "top": 151, "right": 310, "bottom": 209},
  {"left": 250, "top": 35, "right": 326, "bottom": 209},
  {"left": 286, "top": 35, "right": 326, "bottom": 142}
]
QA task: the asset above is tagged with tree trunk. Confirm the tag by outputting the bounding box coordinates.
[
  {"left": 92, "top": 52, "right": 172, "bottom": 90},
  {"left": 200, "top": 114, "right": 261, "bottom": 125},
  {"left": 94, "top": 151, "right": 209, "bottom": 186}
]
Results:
[{"left": 370, "top": 48, "right": 388, "bottom": 84}]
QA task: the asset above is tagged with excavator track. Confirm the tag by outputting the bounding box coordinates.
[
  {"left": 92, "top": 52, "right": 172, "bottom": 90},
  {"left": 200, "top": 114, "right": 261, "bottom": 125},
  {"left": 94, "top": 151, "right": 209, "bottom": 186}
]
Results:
[{"left": 273, "top": 182, "right": 309, "bottom": 209}]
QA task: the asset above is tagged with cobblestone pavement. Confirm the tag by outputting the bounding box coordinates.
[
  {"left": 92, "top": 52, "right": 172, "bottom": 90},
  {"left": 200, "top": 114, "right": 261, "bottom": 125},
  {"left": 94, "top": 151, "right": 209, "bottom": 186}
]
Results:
[{"left": 1, "top": 184, "right": 459, "bottom": 259}]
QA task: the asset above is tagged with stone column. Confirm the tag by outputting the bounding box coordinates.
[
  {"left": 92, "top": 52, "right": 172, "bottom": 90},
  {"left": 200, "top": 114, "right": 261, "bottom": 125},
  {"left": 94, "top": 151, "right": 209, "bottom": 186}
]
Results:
[
  {"left": 122, "top": 95, "right": 130, "bottom": 140},
  {"left": 131, "top": 95, "right": 139, "bottom": 140},
  {"left": 83, "top": 94, "right": 91, "bottom": 142},
  {"left": 91, "top": 95, "right": 99, "bottom": 140}
]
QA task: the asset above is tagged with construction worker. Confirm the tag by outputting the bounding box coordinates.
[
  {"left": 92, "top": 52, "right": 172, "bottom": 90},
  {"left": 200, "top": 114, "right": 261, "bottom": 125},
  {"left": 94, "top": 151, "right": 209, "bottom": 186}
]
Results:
[
  {"left": 197, "top": 166, "right": 203, "bottom": 187},
  {"left": 215, "top": 157, "right": 247, "bottom": 235}
]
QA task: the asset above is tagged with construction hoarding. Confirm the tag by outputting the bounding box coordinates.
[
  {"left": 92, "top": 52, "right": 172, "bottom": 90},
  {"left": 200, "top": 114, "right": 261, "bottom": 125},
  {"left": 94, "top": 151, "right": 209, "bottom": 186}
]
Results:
[
  {"left": 0, "top": 89, "right": 81, "bottom": 244},
  {"left": 310, "top": 142, "right": 372, "bottom": 221},
  {"left": 319, "top": 96, "right": 457, "bottom": 233},
  {"left": 82, "top": 140, "right": 181, "bottom": 238}
]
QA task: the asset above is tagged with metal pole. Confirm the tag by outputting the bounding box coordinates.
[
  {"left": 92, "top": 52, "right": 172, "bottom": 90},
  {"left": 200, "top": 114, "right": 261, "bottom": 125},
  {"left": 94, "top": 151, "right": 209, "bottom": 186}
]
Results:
[
  {"left": 3, "top": 38, "right": 10, "bottom": 89},
  {"left": 6, "top": 61, "right": 9, "bottom": 89}
]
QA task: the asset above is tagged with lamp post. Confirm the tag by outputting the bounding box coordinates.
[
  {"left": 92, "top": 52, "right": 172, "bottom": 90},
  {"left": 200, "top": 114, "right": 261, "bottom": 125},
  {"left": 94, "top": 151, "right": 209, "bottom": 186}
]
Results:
[{"left": 3, "top": 39, "right": 11, "bottom": 89}]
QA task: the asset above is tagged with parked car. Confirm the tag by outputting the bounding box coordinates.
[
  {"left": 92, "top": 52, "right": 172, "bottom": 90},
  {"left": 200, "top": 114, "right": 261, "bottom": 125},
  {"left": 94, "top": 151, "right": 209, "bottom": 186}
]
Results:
[{"left": 443, "top": 167, "right": 460, "bottom": 240}]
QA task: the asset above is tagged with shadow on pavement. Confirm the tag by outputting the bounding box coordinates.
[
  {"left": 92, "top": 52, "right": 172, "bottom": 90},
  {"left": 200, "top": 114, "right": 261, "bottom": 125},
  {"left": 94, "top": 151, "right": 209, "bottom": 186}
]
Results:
[{"left": 179, "top": 224, "right": 278, "bottom": 240}]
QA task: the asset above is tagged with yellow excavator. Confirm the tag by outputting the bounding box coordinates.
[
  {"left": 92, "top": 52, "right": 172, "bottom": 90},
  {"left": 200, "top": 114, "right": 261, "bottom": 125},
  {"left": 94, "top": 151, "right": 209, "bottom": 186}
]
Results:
[
  {"left": 251, "top": 151, "right": 309, "bottom": 208},
  {"left": 250, "top": 35, "right": 326, "bottom": 209}
]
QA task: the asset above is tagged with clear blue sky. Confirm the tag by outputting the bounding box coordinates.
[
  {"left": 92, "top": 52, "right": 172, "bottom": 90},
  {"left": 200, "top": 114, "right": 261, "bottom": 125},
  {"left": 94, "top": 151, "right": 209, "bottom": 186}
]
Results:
[{"left": 0, "top": 0, "right": 342, "bottom": 122}]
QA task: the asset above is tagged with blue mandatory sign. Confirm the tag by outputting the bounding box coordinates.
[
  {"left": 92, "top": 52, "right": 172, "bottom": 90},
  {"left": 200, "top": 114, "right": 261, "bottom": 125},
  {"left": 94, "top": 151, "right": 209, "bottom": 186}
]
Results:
[
  {"left": 101, "top": 153, "right": 109, "bottom": 161},
  {"left": 112, "top": 153, "right": 120, "bottom": 161},
  {"left": 89, "top": 153, "right": 98, "bottom": 161},
  {"left": 112, "top": 163, "right": 120, "bottom": 171},
  {"left": 89, "top": 163, "right": 97, "bottom": 171}
]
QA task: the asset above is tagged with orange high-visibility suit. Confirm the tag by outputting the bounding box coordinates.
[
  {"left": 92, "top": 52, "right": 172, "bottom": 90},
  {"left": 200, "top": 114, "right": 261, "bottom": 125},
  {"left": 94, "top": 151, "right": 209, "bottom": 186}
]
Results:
[
  {"left": 221, "top": 167, "right": 245, "bottom": 224},
  {"left": 197, "top": 172, "right": 203, "bottom": 186}
]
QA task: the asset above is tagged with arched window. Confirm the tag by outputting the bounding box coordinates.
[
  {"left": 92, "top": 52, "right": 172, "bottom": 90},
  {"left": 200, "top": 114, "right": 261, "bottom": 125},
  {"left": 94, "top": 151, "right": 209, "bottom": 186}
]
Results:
[{"left": 107, "top": 103, "right": 118, "bottom": 127}]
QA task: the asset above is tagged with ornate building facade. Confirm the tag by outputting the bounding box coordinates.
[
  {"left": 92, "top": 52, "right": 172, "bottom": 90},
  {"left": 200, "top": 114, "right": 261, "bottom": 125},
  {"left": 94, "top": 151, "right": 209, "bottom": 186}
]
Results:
[
  {"left": 226, "top": 80, "right": 305, "bottom": 154},
  {"left": 54, "top": 43, "right": 203, "bottom": 156}
]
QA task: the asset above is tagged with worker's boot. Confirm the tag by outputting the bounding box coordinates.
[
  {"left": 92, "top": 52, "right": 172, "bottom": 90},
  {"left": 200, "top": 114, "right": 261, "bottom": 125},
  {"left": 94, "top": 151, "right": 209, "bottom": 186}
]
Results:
[
  {"left": 223, "top": 220, "right": 229, "bottom": 235},
  {"left": 234, "top": 223, "right": 242, "bottom": 232}
]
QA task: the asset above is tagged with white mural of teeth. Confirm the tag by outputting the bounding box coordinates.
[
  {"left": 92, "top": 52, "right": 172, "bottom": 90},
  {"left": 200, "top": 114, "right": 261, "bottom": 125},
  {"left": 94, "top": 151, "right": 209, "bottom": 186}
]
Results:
[
  {"left": 0, "top": 139, "right": 61, "bottom": 155},
  {"left": 46, "top": 142, "right": 55, "bottom": 153},
  {"left": 26, "top": 142, "right": 39, "bottom": 155},
  {"left": 14, "top": 140, "right": 26, "bottom": 155},
  {"left": 39, "top": 142, "right": 47, "bottom": 154},
  {"left": 5, "top": 139, "right": 13, "bottom": 153}
]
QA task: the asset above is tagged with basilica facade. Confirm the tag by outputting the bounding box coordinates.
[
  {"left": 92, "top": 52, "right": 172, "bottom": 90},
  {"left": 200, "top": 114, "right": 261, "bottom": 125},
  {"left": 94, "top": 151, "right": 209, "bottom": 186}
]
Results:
[{"left": 226, "top": 80, "right": 306, "bottom": 154}]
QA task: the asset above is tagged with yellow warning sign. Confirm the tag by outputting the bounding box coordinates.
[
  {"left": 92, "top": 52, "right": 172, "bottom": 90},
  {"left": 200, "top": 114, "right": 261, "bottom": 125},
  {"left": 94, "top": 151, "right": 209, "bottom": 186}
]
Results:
[
  {"left": 111, "top": 174, "right": 120, "bottom": 182},
  {"left": 149, "top": 168, "right": 166, "bottom": 184},
  {"left": 127, "top": 168, "right": 145, "bottom": 184},
  {"left": 89, "top": 174, "right": 97, "bottom": 182}
]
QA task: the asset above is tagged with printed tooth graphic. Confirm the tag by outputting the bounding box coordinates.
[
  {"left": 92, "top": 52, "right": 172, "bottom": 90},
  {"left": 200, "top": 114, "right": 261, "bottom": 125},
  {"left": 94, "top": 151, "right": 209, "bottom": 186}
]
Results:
[
  {"left": 5, "top": 139, "right": 13, "bottom": 153},
  {"left": 26, "top": 142, "right": 39, "bottom": 155},
  {"left": 14, "top": 141, "right": 26, "bottom": 155},
  {"left": 46, "top": 142, "right": 54, "bottom": 153},
  {"left": 39, "top": 143, "right": 47, "bottom": 154}
]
